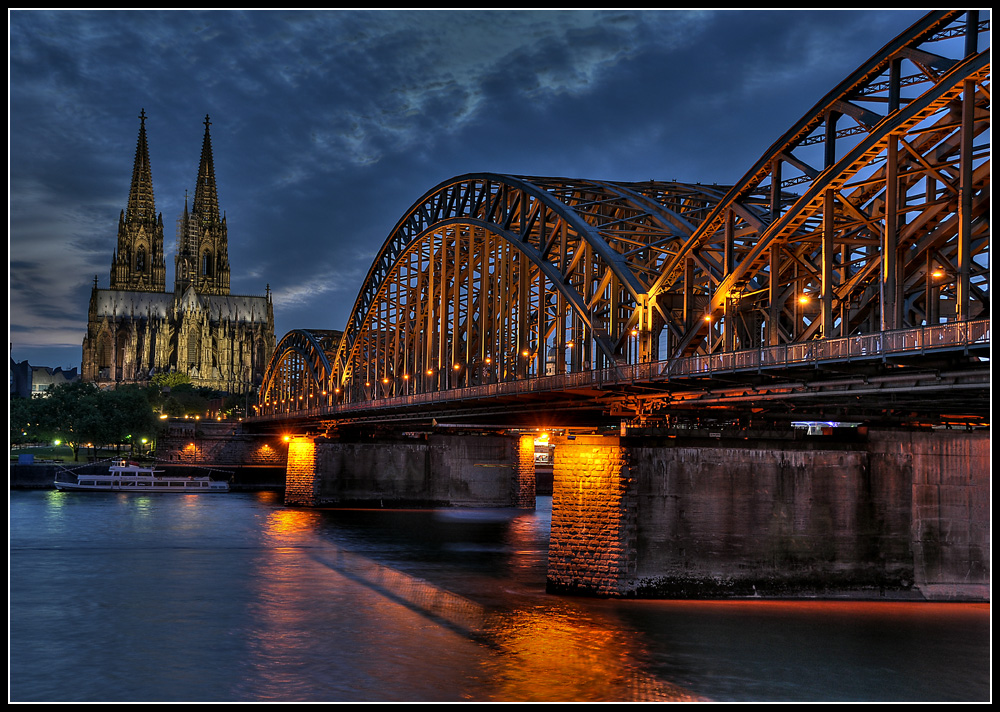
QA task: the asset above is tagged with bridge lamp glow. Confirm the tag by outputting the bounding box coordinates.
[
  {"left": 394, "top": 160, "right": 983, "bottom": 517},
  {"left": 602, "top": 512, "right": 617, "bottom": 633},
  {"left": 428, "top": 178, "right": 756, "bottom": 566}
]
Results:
[
  {"left": 932, "top": 269, "right": 945, "bottom": 279},
  {"left": 798, "top": 294, "right": 811, "bottom": 305},
  {"left": 453, "top": 363, "right": 461, "bottom": 371}
]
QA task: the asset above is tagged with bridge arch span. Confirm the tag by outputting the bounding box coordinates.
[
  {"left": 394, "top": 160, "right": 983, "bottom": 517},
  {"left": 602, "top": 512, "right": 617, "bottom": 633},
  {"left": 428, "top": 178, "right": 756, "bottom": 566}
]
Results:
[
  {"left": 259, "top": 328, "right": 341, "bottom": 414},
  {"left": 651, "top": 10, "right": 989, "bottom": 358},
  {"left": 258, "top": 10, "right": 988, "bottom": 417},
  {"left": 332, "top": 174, "right": 740, "bottom": 402}
]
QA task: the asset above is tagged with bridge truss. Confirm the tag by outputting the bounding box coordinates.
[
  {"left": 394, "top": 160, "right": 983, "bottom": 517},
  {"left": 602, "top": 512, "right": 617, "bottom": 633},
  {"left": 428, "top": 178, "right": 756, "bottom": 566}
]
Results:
[{"left": 258, "top": 10, "right": 989, "bottom": 426}]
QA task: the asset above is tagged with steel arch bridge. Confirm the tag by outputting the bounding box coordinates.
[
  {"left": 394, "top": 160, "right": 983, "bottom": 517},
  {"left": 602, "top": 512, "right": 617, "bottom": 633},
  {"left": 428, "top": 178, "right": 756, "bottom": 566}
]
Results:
[{"left": 258, "top": 10, "right": 989, "bottom": 424}]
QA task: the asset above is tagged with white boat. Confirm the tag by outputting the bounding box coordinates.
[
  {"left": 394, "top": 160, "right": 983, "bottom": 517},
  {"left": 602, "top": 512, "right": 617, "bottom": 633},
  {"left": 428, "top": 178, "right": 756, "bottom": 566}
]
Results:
[{"left": 54, "top": 460, "right": 230, "bottom": 493}]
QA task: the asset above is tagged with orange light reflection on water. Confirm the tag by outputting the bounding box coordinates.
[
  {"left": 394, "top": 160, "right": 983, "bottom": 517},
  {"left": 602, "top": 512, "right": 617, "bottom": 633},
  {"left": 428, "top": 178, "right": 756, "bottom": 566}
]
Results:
[{"left": 481, "top": 604, "right": 706, "bottom": 702}]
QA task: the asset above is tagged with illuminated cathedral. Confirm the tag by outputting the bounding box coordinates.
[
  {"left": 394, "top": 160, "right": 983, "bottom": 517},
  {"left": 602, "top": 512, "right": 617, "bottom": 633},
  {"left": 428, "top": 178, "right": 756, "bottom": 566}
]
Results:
[{"left": 82, "top": 111, "right": 275, "bottom": 393}]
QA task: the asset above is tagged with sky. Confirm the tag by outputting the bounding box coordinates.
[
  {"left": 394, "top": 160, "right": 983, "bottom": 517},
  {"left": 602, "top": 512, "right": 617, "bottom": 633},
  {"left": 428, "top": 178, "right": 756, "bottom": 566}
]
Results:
[{"left": 9, "top": 8, "right": 933, "bottom": 371}]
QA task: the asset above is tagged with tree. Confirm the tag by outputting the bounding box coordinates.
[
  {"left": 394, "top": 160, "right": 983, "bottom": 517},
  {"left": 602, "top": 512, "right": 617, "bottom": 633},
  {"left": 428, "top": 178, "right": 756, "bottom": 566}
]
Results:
[
  {"left": 30, "top": 381, "right": 103, "bottom": 461},
  {"left": 99, "top": 386, "right": 159, "bottom": 455},
  {"left": 24, "top": 382, "right": 158, "bottom": 461},
  {"left": 150, "top": 371, "right": 191, "bottom": 390},
  {"left": 9, "top": 395, "right": 44, "bottom": 446}
]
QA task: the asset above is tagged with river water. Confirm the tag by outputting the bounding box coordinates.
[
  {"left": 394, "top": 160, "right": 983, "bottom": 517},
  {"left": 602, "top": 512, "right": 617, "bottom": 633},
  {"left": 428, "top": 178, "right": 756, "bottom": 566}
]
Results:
[{"left": 9, "top": 490, "right": 990, "bottom": 702}]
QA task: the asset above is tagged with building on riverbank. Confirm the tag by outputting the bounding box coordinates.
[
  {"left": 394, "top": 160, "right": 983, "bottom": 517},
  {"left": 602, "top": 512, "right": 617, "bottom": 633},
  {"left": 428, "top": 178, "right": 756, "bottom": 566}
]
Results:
[{"left": 81, "top": 111, "right": 274, "bottom": 394}]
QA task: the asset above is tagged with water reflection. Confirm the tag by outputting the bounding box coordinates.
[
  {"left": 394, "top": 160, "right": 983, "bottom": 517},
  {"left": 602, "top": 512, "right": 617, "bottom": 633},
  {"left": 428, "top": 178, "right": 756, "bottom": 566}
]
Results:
[
  {"left": 238, "top": 523, "right": 703, "bottom": 702},
  {"left": 9, "top": 491, "right": 991, "bottom": 702}
]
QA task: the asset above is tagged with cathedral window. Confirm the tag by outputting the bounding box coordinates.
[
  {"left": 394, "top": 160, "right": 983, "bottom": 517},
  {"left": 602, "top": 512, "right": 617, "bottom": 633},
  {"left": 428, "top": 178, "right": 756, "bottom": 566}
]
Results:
[
  {"left": 202, "top": 250, "right": 213, "bottom": 277},
  {"left": 188, "top": 332, "right": 201, "bottom": 369}
]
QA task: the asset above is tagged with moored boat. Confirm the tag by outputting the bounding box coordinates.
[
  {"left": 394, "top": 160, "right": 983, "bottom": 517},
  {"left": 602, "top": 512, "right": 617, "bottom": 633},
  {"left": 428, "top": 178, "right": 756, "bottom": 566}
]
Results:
[{"left": 54, "top": 460, "right": 230, "bottom": 493}]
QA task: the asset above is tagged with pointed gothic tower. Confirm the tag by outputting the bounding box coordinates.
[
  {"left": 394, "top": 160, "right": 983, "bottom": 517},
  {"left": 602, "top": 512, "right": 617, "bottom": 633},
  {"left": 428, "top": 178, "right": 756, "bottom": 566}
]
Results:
[
  {"left": 175, "top": 114, "right": 231, "bottom": 295},
  {"left": 110, "top": 109, "right": 166, "bottom": 292}
]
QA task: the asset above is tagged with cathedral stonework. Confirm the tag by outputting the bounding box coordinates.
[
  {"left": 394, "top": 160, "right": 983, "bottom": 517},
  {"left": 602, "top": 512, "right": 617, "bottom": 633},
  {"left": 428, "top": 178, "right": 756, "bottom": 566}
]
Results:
[{"left": 82, "top": 111, "right": 275, "bottom": 393}]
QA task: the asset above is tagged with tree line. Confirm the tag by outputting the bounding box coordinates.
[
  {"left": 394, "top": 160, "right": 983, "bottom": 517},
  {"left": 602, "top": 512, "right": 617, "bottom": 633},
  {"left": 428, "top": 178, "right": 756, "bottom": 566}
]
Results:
[{"left": 10, "top": 374, "right": 252, "bottom": 461}]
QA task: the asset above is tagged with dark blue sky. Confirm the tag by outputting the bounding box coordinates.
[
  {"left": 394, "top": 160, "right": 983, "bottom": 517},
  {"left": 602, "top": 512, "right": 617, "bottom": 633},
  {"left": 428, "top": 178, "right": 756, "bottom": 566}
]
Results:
[{"left": 9, "top": 9, "right": 930, "bottom": 371}]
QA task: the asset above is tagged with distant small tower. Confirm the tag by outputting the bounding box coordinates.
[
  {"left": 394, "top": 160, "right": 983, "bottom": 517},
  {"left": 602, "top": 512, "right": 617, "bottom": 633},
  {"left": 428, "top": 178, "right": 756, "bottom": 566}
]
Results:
[
  {"left": 109, "top": 109, "right": 166, "bottom": 292},
  {"left": 175, "top": 114, "right": 230, "bottom": 295}
]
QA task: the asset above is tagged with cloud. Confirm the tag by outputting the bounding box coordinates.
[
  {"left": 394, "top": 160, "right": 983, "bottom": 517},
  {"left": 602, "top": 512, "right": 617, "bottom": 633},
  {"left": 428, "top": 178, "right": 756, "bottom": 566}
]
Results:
[{"left": 272, "top": 266, "right": 366, "bottom": 309}]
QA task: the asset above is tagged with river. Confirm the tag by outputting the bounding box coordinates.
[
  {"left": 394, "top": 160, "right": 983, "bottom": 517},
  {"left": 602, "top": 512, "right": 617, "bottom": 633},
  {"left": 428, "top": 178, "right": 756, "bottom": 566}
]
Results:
[{"left": 9, "top": 490, "right": 990, "bottom": 702}]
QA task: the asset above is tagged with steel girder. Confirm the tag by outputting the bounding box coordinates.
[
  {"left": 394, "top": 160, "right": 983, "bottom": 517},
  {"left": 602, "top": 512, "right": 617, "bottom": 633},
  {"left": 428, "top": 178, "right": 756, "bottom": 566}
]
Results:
[
  {"left": 333, "top": 174, "right": 732, "bottom": 402},
  {"left": 650, "top": 10, "right": 990, "bottom": 358},
  {"left": 259, "top": 328, "right": 341, "bottom": 413},
  {"left": 262, "top": 10, "right": 989, "bottom": 412}
]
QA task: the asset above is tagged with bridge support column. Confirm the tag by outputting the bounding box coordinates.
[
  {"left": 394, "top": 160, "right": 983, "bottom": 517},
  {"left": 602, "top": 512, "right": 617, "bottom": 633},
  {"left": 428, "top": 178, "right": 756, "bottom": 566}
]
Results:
[
  {"left": 546, "top": 429, "right": 989, "bottom": 601},
  {"left": 286, "top": 432, "right": 534, "bottom": 509},
  {"left": 547, "top": 435, "right": 637, "bottom": 596},
  {"left": 284, "top": 436, "right": 321, "bottom": 506},
  {"left": 514, "top": 433, "right": 537, "bottom": 509}
]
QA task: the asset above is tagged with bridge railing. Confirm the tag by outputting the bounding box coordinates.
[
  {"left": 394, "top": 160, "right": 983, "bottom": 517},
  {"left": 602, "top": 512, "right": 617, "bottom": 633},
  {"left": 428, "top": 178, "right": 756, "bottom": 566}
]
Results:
[{"left": 256, "top": 320, "right": 988, "bottom": 420}]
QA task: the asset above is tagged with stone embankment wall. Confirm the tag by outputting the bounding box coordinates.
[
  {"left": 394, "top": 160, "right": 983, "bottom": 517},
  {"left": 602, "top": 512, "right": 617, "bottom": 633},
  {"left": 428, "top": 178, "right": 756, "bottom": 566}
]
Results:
[
  {"left": 548, "top": 429, "right": 989, "bottom": 601},
  {"left": 285, "top": 432, "right": 536, "bottom": 509},
  {"left": 157, "top": 421, "right": 287, "bottom": 466}
]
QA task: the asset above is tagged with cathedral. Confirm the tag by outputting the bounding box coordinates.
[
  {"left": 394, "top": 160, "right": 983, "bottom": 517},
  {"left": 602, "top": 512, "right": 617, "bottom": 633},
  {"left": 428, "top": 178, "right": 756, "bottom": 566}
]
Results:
[{"left": 81, "top": 111, "right": 275, "bottom": 394}]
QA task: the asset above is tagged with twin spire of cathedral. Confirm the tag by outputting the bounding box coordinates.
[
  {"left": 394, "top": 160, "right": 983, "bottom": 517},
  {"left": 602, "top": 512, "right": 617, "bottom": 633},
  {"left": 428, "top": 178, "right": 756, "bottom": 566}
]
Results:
[
  {"left": 124, "top": 108, "right": 156, "bottom": 224},
  {"left": 111, "top": 110, "right": 230, "bottom": 296}
]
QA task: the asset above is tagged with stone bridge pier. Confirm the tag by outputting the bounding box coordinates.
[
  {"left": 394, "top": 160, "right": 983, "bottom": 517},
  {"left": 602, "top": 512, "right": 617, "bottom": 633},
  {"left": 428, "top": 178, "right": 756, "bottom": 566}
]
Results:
[
  {"left": 285, "top": 431, "right": 536, "bottom": 509},
  {"left": 547, "top": 429, "right": 989, "bottom": 602}
]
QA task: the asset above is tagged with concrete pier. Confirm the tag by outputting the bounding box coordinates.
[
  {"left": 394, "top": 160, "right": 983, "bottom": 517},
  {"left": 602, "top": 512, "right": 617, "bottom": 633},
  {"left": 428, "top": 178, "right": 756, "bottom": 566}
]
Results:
[
  {"left": 285, "top": 432, "right": 536, "bottom": 509},
  {"left": 547, "top": 428, "right": 989, "bottom": 601}
]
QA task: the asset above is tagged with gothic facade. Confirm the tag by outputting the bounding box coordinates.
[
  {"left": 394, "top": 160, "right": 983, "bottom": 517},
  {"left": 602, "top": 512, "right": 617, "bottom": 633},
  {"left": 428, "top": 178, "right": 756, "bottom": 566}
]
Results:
[{"left": 82, "top": 112, "right": 275, "bottom": 393}]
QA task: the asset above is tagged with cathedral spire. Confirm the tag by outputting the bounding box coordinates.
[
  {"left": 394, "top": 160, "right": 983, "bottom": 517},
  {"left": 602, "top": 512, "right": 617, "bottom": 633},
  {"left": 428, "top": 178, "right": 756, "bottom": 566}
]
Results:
[
  {"left": 191, "top": 114, "right": 220, "bottom": 224},
  {"left": 126, "top": 108, "right": 156, "bottom": 222},
  {"left": 176, "top": 114, "right": 230, "bottom": 295},
  {"left": 111, "top": 109, "right": 166, "bottom": 292}
]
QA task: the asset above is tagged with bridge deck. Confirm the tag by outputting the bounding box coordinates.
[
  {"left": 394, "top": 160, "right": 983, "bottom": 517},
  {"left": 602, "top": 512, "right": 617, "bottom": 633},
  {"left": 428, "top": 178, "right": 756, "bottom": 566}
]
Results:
[{"left": 251, "top": 320, "right": 989, "bottom": 429}]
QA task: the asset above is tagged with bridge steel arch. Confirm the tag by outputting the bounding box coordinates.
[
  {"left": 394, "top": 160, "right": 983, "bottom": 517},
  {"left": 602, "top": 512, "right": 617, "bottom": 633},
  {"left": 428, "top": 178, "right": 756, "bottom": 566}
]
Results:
[
  {"left": 649, "top": 10, "right": 990, "bottom": 359},
  {"left": 259, "top": 329, "right": 341, "bottom": 414},
  {"left": 260, "top": 10, "right": 988, "bottom": 416},
  {"left": 330, "top": 175, "right": 741, "bottom": 403}
]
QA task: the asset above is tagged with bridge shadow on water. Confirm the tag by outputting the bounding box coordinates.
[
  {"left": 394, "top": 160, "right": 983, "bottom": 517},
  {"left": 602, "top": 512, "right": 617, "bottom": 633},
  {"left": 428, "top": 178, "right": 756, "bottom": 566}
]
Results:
[
  {"left": 235, "top": 494, "right": 988, "bottom": 703},
  {"left": 237, "top": 496, "right": 701, "bottom": 702}
]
